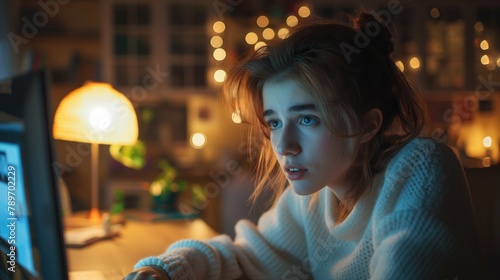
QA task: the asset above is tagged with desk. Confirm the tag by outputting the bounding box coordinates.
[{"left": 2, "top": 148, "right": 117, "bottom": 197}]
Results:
[{"left": 66, "top": 218, "right": 217, "bottom": 275}]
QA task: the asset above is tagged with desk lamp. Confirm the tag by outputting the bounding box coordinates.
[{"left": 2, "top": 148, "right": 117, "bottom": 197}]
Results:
[{"left": 53, "top": 82, "right": 138, "bottom": 222}]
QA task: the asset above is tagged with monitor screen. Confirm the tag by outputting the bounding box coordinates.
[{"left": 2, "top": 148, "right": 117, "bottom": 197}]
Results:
[{"left": 0, "top": 70, "right": 68, "bottom": 280}]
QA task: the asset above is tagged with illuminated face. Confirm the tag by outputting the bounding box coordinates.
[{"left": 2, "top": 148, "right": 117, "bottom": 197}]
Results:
[{"left": 262, "top": 79, "right": 352, "bottom": 197}]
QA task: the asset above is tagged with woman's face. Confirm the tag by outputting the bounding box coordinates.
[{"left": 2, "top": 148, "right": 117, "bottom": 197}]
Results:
[{"left": 262, "top": 78, "right": 352, "bottom": 197}]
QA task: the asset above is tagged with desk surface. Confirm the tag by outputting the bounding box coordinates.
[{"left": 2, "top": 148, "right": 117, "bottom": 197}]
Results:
[{"left": 66, "top": 218, "right": 217, "bottom": 276}]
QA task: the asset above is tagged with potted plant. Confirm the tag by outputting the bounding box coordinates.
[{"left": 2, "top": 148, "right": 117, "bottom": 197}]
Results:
[
  {"left": 148, "top": 159, "right": 187, "bottom": 212},
  {"left": 109, "top": 108, "right": 206, "bottom": 214}
]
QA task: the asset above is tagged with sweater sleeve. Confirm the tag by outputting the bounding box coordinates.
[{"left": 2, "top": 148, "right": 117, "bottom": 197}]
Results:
[
  {"left": 369, "top": 139, "right": 483, "bottom": 279},
  {"left": 134, "top": 187, "right": 309, "bottom": 280}
]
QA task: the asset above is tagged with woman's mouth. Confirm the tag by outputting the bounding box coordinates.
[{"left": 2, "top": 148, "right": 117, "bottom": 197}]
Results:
[{"left": 285, "top": 167, "right": 308, "bottom": 180}]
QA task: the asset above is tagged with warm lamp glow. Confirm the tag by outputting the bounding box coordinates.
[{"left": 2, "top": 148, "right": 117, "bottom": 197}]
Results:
[
  {"left": 53, "top": 82, "right": 138, "bottom": 145},
  {"left": 53, "top": 82, "right": 138, "bottom": 222}
]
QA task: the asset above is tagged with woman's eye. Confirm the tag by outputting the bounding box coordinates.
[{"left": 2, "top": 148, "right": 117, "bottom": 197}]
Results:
[
  {"left": 267, "top": 120, "right": 281, "bottom": 130},
  {"left": 299, "top": 115, "right": 319, "bottom": 126}
]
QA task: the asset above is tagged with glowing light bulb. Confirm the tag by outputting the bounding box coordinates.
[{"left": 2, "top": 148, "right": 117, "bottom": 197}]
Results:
[
  {"left": 191, "top": 133, "right": 206, "bottom": 149},
  {"left": 474, "top": 22, "right": 484, "bottom": 33},
  {"left": 213, "top": 21, "right": 225, "bottom": 33},
  {"left": 256, "top": 15, "right": 269, "bottom": 27},
  {"left": 395, "top": 60, "right": 404, "bottom": 72},
  {"left": 231, "top": 111, "right": 242, "bottom": 123},
  {"left": 278, "top": 28, "right": 289, "bottom": 39},
  {"left": 254, "top": 41, "right": 266, "bottom": 51},
  {"left": 213, "top": 48, "right": 226, "bottom": 61},
  {"left": 286, "top": 15, "right": 298, "bottom": 27},
  {"left": 210, "top": 36, "right": 223, "bottom": 48},
  {"left": 245, "top": 32, "right": 258, "bottom": 45},
  {"left": 409, "top": 57, "right": 420, "bottom": 69},
  {"left": 480, "top": 40, "right": 489, "bottom": 50},
  {"left": 298, "top": 6, "right": 311, "bottom": 18},
  {"left": 89, "top": 108, "right": 112, "bottom": 131},
  {"left": 481, "top": 55, "right": 490, "bottom": 65},
  {"left": 214, "top": 70, "right": 226, "bottom": 83},
  {"left": 262, "top": 28, "right": 275, "bottom": 40},
  {"left": 483, "top": 136, "right": 492, "bottom": 148},
  {"left": 430, "top": 7, "right": 440, "bottom": 18}
]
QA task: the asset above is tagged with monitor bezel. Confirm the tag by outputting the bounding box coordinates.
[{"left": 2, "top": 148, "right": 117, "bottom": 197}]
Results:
[{"left": 0, "top": 70, "right": 68, "bottom": 280}]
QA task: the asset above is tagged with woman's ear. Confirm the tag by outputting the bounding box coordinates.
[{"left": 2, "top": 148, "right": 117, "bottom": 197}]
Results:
[{"left": 360, "top": 108, "right": 383, "bottom": 143}]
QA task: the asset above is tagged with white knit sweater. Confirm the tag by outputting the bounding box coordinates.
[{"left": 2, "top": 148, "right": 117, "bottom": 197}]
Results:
[{"left": 135, "top": 138, "right": 484, "bottom": 279}]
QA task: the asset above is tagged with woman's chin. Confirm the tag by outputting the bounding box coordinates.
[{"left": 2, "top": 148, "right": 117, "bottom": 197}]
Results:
[{"left": 289, "top": 182, "right": 323, "bottom": 196}]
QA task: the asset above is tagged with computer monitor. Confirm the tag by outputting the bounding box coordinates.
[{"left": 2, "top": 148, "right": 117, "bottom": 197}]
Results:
[{"left": 0, "top": 70, "right": 68, "bottom": 280}]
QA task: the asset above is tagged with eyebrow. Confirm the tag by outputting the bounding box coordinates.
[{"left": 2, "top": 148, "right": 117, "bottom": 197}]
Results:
[{"left": 263, "top": 103, "right": 317, "bottom": 117}]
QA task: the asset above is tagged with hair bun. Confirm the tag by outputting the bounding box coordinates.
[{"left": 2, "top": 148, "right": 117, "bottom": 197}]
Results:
[{"left": 354, "top": 12, "right": 394, "bottom": 56}]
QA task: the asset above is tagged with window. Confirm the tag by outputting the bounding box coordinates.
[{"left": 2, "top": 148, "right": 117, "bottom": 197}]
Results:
[
  {"left": 167, "top": 3, "right": 208, "bottom": 88},
  {"left": 425, "top": 6, "right": 465, "bottom": 89},
  {"left": 113, "top": 4, "right": 151, "bottom": 86}
]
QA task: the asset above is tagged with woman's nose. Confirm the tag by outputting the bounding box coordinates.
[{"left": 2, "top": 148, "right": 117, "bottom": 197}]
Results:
[{"left": 275, "top": 124, "right": 301, "bottom": 156}]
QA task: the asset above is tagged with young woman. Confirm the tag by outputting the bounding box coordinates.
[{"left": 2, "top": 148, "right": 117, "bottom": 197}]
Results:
[{"left": 125, "top": 12, "right": 484, "bottom": 280}]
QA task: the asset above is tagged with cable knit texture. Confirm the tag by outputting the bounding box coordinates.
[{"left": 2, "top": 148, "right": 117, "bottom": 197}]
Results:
[{"left": 135, "top": 138, "right": 484, "bottom": 279}]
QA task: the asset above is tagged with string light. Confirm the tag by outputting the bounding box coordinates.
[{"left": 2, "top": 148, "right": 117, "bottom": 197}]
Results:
[
  {"left": 254, "top": 41, "right": 266, "bottom": 51},
  {"left": 213, "top": 48, "right": 226, "bottom": 61},
  {"left": 256, "top": 15, "right": 269, "bottom": 28},
  {"left": 430, "top": 7, "right": 440, "bottom": 18},
  {"left": 474, "top": 22, "right": 484, "bottom": 33},
  {"left": 278, "top": 28, "right": 289, "bottom": 39},
  {"left": 245, "top": 32, "right": 258, "bottom": 45},
  {"left": 262, "top": 28, "right": 275, "bottom": 40},
  {"left": 395, "top": 60, "right": 404, "bottom": 72},
  {"left": 190, "top": 133, "right": 206, "bottom": 149},
  {"left": 480, "top": 40, "right": 489, "bottom": 50},
  {"left": 298, "top": 6, "right": 311, "bottom": 18},
  {"left": 213, "top": 21, "right": 225, "bottom": 33},
  {"left": 286, "top": 15, "right": 298, "bottom": 27},
  {"left": 231, "top": 111, "right": 242, "bottom": 123},
  {"left": 481, "top": 55, "right": 490, "bottom": 65},
  {"left": 214, "top": 70, "right": 226, "bottom": 82},
  {"left": 409, "top": 57, "right": 420, "bottom": 69},
  {"left": 210, "top": 36, "right": 223, "bottom": 48}
]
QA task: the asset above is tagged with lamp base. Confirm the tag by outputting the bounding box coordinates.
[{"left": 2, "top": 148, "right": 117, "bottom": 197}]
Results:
[
  {"left": 63, "top": 210, "right": 103, "bottom": 228},
  {"left": 88, "top": 207, "right": 101, "bottom": 223}
]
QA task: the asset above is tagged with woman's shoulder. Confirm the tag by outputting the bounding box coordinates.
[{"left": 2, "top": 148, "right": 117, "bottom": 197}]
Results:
[
  {"left": 387, "top": 137, "right": 460, "bottom": 172},
  {"left": 379, "top": 137, "right": 468, "bottom": 212}
]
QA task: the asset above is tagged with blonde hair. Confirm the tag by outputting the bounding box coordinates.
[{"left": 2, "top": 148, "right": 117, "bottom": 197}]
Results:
[{"left": 223, "top": 13, "right": 427, "bottom": 222}]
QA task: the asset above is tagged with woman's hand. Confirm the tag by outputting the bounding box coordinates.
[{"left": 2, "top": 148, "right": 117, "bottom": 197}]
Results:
[{"left": 123, "top": 265, "right": 170, "bottom": 280}]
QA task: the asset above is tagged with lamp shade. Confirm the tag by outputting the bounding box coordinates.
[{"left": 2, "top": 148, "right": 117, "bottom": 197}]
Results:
[{"left": 53, "top": 82, "right": 138, "bottom": 145}]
